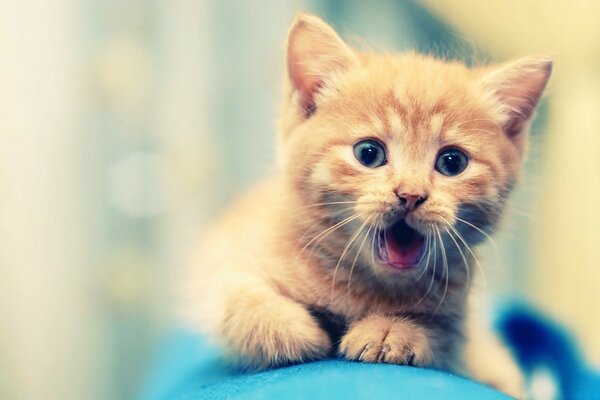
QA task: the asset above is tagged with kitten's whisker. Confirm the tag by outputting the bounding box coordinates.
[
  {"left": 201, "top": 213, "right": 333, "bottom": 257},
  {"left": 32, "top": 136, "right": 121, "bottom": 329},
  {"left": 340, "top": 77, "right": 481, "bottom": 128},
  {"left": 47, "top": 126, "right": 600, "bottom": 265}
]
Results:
[
  {"left": 370, "top": 225, "right": 377, "bottom": 267},
  {"left": 469, "top": 202, "right": 493, "bottom": 216},
  {"left": 444, "top": 226, "right": 471, "bottom": 290},
  {"left": 292, "top": 204, "right": 357, "bottom": 221},
  {"left": 370, "top": 216, "right": 382, "bottom": 268},
  {"left": 433, "top": 226, "right": 449, "bottom": 314},
  {"left": 298, "top": 213, "right": 361, "bottom": 256},
  {"left": 296, "top": 205, "right": 359, "bottom": 244},
  {"left": 346, "top": 222, "right": 373, "bottom": 297},
  {"left": 454, "top": 216, "right": 498, "bottom": 252},
  {"left": 297, "top": 200, "right": 361, "bottom": 210},
  {"left": 417, "top": 225, "right": 438, "bottom": 305},
  {"left": 444, "top": 220, "right": 488, "bottom": 290},
  {"left": 329, "top": 216, "right": 371, "bottom": 304},
  {"left": 454, "top": 215, "right": 500, "bottom": 269},
  {"left": 416, "top": 228, "right": 433, "bottom": 282}
]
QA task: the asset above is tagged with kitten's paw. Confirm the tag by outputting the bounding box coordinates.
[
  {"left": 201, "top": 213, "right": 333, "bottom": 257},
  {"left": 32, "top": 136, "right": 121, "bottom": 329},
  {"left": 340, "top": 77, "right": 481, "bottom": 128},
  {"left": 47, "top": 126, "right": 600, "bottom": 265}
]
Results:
[
  {"left": 220, "top": 289, "right": 332, "bottom": 369},
  {"left": 339, "top": 315, "right": 432, "bottom": 365}
]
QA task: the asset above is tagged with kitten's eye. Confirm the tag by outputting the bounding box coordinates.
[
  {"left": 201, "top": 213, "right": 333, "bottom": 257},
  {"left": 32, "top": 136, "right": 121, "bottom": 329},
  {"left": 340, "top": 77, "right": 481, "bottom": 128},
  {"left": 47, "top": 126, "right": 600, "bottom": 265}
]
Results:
[
  {"left": 353, "top": 140, "right": 386, "bottom": 168},
  {"left": 435, "top": 148, "right": 469, "bottom": 176}
]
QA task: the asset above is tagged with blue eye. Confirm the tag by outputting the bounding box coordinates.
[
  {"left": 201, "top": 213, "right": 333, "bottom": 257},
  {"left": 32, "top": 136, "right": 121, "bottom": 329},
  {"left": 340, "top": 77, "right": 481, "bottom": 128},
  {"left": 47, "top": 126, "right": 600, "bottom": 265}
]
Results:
[
  {"left": 353, "top": 140, "right": 386, "bottom": 168},
  {"left": 435, "top": 148, "right": 469, "bottom": 176}
]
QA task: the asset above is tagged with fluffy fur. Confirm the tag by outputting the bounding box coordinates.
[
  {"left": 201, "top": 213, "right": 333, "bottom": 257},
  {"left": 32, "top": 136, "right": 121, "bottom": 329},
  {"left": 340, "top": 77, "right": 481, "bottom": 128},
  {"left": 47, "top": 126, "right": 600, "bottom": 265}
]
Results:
[{"left": 186, "top": 13, "right": 551, "bottom": 398}]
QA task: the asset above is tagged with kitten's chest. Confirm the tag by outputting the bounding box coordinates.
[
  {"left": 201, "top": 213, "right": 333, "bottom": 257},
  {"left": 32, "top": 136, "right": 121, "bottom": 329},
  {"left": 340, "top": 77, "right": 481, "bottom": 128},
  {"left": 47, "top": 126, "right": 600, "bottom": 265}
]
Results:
[{"left": 297, "top": 278, "right": 440, "bottom": 320}]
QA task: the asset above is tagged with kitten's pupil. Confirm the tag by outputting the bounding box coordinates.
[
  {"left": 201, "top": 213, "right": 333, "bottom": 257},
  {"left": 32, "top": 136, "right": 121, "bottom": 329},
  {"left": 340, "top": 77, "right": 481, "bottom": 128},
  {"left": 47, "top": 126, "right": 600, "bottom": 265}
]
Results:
[
  {"left": 443, "top": 154, "right": 460, "bottom": 173},
  {"left": 353, "top": 140, "right": 386, "bottom": 168},
  {"left": 435, "top": 149, "right": 468, "bottom": 176},
  {"left": 362, "top": 147, "right": 377, "bottom": 164}
]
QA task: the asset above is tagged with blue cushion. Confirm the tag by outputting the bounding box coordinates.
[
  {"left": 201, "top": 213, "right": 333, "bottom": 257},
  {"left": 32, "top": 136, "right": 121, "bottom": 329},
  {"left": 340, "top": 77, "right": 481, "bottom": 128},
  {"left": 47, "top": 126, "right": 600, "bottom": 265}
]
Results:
[{"left": 140, "top": 331, "right": 509, "bottom": 400}]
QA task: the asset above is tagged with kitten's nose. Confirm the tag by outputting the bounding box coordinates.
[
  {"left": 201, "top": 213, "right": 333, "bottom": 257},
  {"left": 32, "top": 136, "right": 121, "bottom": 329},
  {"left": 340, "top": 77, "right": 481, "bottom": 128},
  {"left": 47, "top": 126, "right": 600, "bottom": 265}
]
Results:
[{"left": 396, "top": 192, "right": 428, "bottom": 212}]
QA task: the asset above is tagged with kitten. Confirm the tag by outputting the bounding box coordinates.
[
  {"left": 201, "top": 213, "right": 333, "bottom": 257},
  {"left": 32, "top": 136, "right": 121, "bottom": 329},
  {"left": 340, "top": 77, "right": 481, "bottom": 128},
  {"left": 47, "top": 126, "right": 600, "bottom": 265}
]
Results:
[{"left": 187, "top": 13, "right": 551, "bottom": 398}]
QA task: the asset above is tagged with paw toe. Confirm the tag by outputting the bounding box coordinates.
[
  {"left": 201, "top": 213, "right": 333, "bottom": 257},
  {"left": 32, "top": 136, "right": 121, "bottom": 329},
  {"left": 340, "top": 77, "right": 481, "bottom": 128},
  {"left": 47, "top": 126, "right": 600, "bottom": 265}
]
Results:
[{"left": 339, "top": 316, "right": 432, "bottom": 366}]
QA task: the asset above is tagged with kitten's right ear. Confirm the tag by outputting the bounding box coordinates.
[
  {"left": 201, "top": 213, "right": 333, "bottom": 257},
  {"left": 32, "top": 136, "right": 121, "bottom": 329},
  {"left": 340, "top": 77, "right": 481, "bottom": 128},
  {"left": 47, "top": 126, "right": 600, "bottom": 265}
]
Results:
[
  {"left": 478, "top": 57, "right": 552, "bottom": 151},
  {"left": 286, "top": 13, "right": 359, "bottom": 117}
]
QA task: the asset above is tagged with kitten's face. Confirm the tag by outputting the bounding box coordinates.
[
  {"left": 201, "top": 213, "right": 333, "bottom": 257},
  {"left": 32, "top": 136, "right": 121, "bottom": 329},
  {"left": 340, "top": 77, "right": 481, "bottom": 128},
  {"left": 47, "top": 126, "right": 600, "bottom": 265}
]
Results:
[{"left": 281, "top": 14, "right": 550, "bottom": 283}]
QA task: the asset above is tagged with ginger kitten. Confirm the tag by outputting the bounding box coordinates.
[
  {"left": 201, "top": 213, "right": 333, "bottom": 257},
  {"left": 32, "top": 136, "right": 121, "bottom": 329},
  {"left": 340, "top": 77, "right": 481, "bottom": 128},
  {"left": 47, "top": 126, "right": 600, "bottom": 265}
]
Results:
[{"left": 187, "top": 13, "right": 551, "bottom": 398}]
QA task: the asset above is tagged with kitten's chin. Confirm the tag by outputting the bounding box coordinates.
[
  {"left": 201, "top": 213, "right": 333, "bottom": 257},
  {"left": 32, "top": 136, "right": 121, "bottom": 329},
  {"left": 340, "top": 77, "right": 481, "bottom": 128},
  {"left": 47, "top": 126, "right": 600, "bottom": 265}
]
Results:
[{"left": 375, "top": 220, "right": 426, "bottom": 271}]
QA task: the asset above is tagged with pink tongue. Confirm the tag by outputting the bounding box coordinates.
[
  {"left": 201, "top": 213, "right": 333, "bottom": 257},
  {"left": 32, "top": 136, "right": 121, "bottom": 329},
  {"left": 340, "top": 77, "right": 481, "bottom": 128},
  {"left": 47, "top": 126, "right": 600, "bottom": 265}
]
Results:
[{"left": 384, "top": 228, "right": 424, "bottom": 269}]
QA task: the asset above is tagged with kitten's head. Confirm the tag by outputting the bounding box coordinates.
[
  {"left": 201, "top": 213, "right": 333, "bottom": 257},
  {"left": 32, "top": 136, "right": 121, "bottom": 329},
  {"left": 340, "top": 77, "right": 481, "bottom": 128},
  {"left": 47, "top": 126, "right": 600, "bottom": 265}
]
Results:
[{"left": 280, "top": 14, "right": 551, "bottom": 284}]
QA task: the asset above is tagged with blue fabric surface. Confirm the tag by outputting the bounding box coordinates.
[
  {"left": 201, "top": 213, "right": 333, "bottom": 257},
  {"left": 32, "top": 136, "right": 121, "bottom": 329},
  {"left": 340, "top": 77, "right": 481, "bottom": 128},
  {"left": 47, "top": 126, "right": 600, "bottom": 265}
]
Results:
[
  {"left": 140, "top": 331, "right": 509, "bottom": 400},
  {"left": 140, "top": 306, "right": 600, "bottom": 399}
]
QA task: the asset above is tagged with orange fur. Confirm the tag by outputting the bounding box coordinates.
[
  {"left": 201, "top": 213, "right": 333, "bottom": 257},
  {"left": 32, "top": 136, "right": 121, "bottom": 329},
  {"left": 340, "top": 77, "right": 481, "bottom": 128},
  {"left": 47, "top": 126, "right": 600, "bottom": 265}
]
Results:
[{"left": 185, "top": 13, "right": 551, "bottom": 398}]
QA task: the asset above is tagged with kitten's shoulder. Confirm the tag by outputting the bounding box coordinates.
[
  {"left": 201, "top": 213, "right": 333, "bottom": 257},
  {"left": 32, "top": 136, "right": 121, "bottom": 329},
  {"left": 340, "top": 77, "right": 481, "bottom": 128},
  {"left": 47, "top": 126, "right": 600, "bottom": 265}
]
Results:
[
  {"left": 200, "top": 178, "right": 288, "bottom": 258},
  {"left": 214, "top": 178, "right": 286, "bottom": 229}
]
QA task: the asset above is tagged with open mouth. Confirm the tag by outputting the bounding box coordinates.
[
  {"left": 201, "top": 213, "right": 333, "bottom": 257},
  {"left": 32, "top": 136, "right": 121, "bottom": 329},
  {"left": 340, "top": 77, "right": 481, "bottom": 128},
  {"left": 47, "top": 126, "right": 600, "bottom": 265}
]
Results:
[{"left": 375, "top": 220, "right": 426, "bottom": 270}]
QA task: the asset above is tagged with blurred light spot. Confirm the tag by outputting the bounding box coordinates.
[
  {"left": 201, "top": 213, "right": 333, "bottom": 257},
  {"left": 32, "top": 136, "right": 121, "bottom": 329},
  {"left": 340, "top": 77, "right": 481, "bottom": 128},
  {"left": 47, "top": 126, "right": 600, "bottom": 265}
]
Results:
[
  {"left": 108, "top": 152, "right": 167, "bottom": 217},
  {"left": 528, "top": 367, "right": 559, "bottom": 400}
]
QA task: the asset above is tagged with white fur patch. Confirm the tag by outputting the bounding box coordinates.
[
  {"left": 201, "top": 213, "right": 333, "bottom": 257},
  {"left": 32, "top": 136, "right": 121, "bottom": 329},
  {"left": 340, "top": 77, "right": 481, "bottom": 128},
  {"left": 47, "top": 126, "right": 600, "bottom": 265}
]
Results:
[
  {"left": 429, "top": 113, "right": 445, "bottom": 137},
  {"left": 369, "top": 114, "right": 385, "bottom": 133},
  {"left": 386, "top": 107, "right": 406, "bottom": 137}
]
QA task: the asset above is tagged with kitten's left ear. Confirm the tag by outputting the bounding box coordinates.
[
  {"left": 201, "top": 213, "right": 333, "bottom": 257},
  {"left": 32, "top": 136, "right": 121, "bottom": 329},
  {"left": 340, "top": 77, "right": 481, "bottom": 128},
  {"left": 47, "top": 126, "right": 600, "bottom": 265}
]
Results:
[
  {"left": 479, "top": 57, "right": 552, "bottom": 148},
  {"left": 286, "top": 13, "right": 360, "bottom": 117}
]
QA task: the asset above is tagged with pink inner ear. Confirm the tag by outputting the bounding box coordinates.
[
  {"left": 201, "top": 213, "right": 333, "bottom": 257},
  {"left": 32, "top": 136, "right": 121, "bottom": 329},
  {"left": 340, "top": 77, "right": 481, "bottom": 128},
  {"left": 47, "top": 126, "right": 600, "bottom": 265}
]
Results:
[
  {"left": 504, "top": 115, "right": 526, "bottom": 138},
  {"left": 300, "top": 86, "right": 319, "bottom": 117},
  {"left": 287, "top": 52, "right": 321, "bottom": 116}
]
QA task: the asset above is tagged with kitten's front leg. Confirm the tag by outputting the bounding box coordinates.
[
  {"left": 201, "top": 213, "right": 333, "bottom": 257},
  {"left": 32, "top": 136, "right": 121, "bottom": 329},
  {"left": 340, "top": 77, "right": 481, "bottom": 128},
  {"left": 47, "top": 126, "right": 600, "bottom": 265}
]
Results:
[
  {"left": 339, "top": 315, "right": 434, "bottom": 366},
  {"left": 217, "top": 282, "right": 332, "bottom": 370}
]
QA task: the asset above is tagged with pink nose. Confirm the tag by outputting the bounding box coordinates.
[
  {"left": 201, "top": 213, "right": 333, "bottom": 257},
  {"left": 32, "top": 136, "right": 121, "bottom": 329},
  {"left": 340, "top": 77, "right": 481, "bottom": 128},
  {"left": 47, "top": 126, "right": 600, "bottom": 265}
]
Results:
[{"left": 396, "top": 192, "right": 428, "bottom": 212}]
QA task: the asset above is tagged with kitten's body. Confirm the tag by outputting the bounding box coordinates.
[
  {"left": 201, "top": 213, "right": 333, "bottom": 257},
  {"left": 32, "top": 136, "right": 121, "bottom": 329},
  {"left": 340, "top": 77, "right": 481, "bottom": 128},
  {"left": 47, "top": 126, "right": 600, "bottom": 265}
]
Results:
[{"left": 187, "top": 14, "right": 550, "bottom": 398}]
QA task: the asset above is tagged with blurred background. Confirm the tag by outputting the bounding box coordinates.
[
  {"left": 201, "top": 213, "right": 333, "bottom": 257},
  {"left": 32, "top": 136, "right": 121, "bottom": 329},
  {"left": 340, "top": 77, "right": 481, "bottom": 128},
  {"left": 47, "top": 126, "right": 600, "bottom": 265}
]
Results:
[{"left": 0, "top": 1, "right": 598, "bottom": 399}]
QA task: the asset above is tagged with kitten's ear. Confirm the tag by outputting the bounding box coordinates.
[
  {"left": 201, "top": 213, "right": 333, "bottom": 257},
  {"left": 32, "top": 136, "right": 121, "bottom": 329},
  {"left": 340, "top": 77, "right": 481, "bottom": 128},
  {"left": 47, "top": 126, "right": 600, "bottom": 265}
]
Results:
[
  {"left": 286, "top": 13, "right": 359, "bottom": 117},
  {"left": 479, "top": 57, "right": 552, "bottom": 146}
]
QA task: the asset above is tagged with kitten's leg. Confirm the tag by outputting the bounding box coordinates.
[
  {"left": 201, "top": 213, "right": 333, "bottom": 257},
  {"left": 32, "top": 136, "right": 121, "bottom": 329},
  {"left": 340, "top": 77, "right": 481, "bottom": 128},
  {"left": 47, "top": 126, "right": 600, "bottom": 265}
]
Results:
[
  {"left": 339, "top": 315, "right": 434, "bottom": 366},
  {"left": 464, "top": 327, "right": 524, "bottom": 399},
  {"left": 214, "top": 278, "right": 332, "bottom": 370}
]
